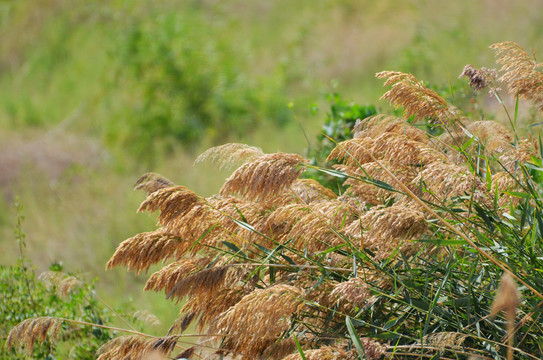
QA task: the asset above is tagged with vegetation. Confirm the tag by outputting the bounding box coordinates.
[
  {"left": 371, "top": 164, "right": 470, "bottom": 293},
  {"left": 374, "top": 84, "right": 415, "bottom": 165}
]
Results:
[
  {"left": 7, "top": 41, "right": 543, "bottom": 359},
  {"left": 1, "top": 203, "right": 115, "bottom": 359}
]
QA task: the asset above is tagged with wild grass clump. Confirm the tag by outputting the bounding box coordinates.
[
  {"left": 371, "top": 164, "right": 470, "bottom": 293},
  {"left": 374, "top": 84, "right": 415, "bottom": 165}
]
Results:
[{"left": 8, "top": 41, "right": 543, "bottom": 359}]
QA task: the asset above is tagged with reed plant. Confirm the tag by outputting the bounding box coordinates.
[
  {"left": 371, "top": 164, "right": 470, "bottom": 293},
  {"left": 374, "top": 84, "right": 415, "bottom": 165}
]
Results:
[{"left": 7, "top": 41, "right": 543, "bottom": 360}]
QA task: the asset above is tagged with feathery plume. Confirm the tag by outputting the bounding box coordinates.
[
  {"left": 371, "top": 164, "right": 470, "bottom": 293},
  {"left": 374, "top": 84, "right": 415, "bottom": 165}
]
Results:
[
  {"left": 184, "top": 286, "right": 247, "bottom": 331},
  {"left": 499, "top": 138, "right": 538, "bottom": 172},
  {"left": 351, "top": 204, "right": 427, "bottom": 258},
  {"left": 211, "top": 284, "right": 305, "bottom": 356},
  {"left": 106, "top": 230, "right": 188, "bottom": 273},
  {"left": 491, "top": 41, "right": 543, "bottom": 111},
  {"left": 166, "top": 265, "right": 230, "bottom": 303},
  {"left": 490, "top": 273, "right": 521, "bottom": 320},
  {"left": 330, "top": 276, "right": 371, "bottom": 309},
  {"left": 281, "top": 345, "right": 349, "bottom": 360},
  {"left": 490, "top": 272, "right": 521, "bottom": 360},
  {"left": 291, "top": 178, "right": 337, "bottom": 203},
  {"left": 194, "top": 143, "right": 264, "bottom": 170},
  {"left": 287, "top": 200, "right": 358, "bottom": 252},
  {"left": 376, "top": 71, "right": 461, "bottom": 124},
  {"left": 262, "top": 338, "right": 297, "bottom": 360},
  {"left": 413, "top": 162, "right": 489, "bottom": 204},
  {"left": 137, "top": 185, "right": 201, "bottom": 225},
  {"left": 328, "top": 132, "right": 445, "bottom": 168},
  {"left": 133, "top": 310, "right": 162, "bottom": 327},
  {"left": 459, "top": 64, "right": 499, "bottom": 92},
  {"left": 6, "top": 317, "right": 62, "bottom": 354},
  {"left": 353, "top": 114, "right": 430, "bottom": 143},
  {"left": 423, "top": 331, "right": 468, "bottom": 350},
  {"left": 134, "top": 173, "right": 174, "bottom": 195},
  {"left": 38, "top": 271, "right": 82, "bottom": 298},
  {"left": 220, "top": 152, "right": 307, "bottom": 201},
  {"left": 336, "top": 161, "right": 418, "bottom": 205},
  {"left": 144, "top": 257, "right": 211, "bottom": 295},
  {"left": 491, "top": 171, "right": 523, "bottom": 207},
  {"left": 96, "top": 335, "right": 179, "bottom": 360}
]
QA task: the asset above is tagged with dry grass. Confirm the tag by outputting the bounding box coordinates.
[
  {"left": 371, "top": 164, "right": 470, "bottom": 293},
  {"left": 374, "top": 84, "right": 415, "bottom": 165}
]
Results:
[{"left": 8, "top": 41, "right": 543, "bottom": 360}]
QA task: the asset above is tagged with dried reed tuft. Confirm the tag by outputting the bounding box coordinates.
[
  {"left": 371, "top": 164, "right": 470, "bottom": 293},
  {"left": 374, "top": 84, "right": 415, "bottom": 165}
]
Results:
[
  {"left": 337, "top": 161, "right": 418, "bottom": 205},
  {"left": 459, "top": 64, "right": 498, "bottom": 92},
  {"left": 353, "top": 204, "right": 427, "bottom": 258},
  {"left": 38, "top": 271, "right": 82, "bottom": 298},
  {"left": 144, "top": 257, "right": 211, "bottom": 295},
  {"left": 166, "top": 265, "right": 230, "bottom": 303},
  {"left": 286, "top": 200, "right": 358, "bottom": 252},
  {"left": 262, "top": 338, "right": 297, "bottom": 360},
  {"left": 330, "top": 276, "right": 371, "bottom": 308},
  {"left": 291, "top": 178, "right": 337, "bottom": 203},
  {"left": 413, "top": 162, "right": 489, "bottom": 204},
  {"left": 137, "top": 185, "right": 202, "bottom": 225},
  {"left": 220, "top": 152, "right": 307, "bottom": 201},
  {"left": 133, "top": 310, "right": 162, "bottom": 327},
  {"left": 376, "top": 71, "right": 460, "bottom": 124},
  {"left": 134, "top": 172, "right": 174, "bottom": 195},
  {"left": 96, "top": 335, "right": 179, "bottom": 360},
  {"left": 211, "top": 284, "right": 305, "bottom": 357},
  {"left": 490, "top": 273, "right": 521, "bottom": 321},
  {"left": 194, "top": 143, "right": 264, "bottom": 170},
  {"left": 328, "top": 133, "right": 445, "bottom": 169},
  {"left": 353, "top": 114, "right": 430, "bottom": 143},
  {"left": 491, "top": 171, "right": 522, "bottom": 207},
  {"left": 185, "top": 286, "right": 247, "bottom": 331},
  {"left": 6, "top": 317, "right": 63, "bottom": 354},
  {"left": 106, "top": 230, "right": 188, "bottom": 273},
  {"left": 423, "top": 331, "right": 468, "bottom": 350},
  {"left": 499, "top": 138, "right": 538, "bottom": 172},
  {"left": 281, "top": 345, "right": 350, "bottom": 360},
  {"left": 491, "top": 41, "right": 543, "bottom": 111},
  {"left": 490, "top": 273, "right": 521, "bottom": 360}
]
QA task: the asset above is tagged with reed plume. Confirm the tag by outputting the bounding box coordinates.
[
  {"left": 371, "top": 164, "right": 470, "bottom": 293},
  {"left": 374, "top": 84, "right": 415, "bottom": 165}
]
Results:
[
  {"left": 353, "top": 114, "right": 430, "bottom": 143},
  {"left": 491, "top": 41, "right": 543, "bottom": 111},
  {"left": 376, "top": 71, "right": 462, "bottom": 124},
  {"left": 38, "top": 271, "right": 82, "bottom": 298},
  {"left": 106, "top": 230, "right": 188, "bottom": 273},
  {"left": 194, "top": 143, "right": 264, "bottom": 170},
  {"left": 134, "top": 172, "right": 174, "bottom": 195},
  {"left": 220, "top": 152, "right": 307, "bottom": 201},
  {"left": 459, "top": 64, "right": 498, "bottom": 92},
  {"left": 211, "top": 284, "right": 305, "bottom": 357},
  {"left": 328, "top": 132, "right": 445, "bottom": 168},
  {"left": 6, "top": 317, "right": 62, "bottom": 354},
  {"left": 490, "top": 273, "right": 521, "bottom": 360},
  {"left": 96, "top": 335, "right": 179, "bottom": 360}
]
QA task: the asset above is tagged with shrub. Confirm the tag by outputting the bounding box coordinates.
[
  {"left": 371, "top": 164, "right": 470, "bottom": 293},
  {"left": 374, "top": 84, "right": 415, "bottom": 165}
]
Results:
[
  {"left": 106, "top": 9, "right": 293, "bottom": 162},
  {"left": 2, "top": 203, "right": 115, "bottom": 359},
  {"left": 8, "top": 41, "right": 543, "bottom": 360}
]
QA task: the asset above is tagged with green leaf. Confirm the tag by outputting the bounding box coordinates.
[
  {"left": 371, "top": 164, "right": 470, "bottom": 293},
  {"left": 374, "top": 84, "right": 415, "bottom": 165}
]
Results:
[
  {"left": 416, "top": 238, "right": 467, "bottom": 245},
  {"left": 346, "top": 316, "right": 367, "bottom": 359},
  {"left": 221, "top": 241, "right": 247, "bottom": 259},
  {"left": 293, "top": 334, "right": 307, "bottom": 360}
]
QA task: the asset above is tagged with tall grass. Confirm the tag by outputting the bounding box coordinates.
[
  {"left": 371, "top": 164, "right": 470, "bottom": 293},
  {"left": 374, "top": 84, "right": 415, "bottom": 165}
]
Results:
[{"left": 8, "top": 41, "right": 543, "bottom": 359}]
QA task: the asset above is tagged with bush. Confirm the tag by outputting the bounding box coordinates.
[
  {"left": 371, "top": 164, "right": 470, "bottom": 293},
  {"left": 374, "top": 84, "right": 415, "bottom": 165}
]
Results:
[
  {"left": 1, "top": 203, "right": 114, "bottom": 359},
  {"left": 106, "top": 9, "right": 293, "bottom": 162}
]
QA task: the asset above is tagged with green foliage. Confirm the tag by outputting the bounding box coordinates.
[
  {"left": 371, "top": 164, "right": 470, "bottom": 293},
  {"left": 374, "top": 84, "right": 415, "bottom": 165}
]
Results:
[
  {"left": 105, "top": 9, "right": 292, "bottom": 162},
  {"left": 306, "top": 94, "right": 377, "bottom": 193},
  {"left": 1, "top": 205, "right": 114, "bottom": 359}
]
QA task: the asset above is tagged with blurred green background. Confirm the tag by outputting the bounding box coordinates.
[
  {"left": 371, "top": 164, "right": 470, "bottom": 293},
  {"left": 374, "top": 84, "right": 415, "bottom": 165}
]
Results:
[{"left": 1, "top": 0, "right": 542, "bottom": 335}]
